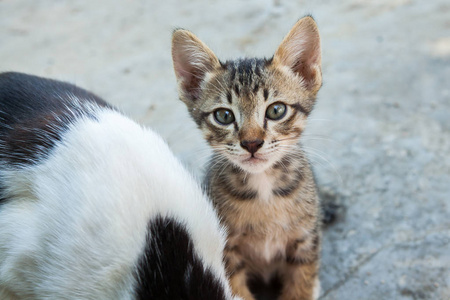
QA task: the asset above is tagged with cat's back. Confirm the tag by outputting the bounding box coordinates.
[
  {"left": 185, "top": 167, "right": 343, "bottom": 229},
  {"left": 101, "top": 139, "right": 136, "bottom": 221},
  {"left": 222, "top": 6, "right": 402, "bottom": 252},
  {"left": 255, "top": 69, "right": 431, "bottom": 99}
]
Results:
[
  {"left": 0, "top": 72, "right": 109, "bottom": 166},
  {"left": 0, "top": 72, "right": 235, "bottom": 300},
  {"left": 0, "top": 71, "right": 108, "bottom": 116},
  {"left": 0, "top": 72, "right": 109, "bottom": 131}
]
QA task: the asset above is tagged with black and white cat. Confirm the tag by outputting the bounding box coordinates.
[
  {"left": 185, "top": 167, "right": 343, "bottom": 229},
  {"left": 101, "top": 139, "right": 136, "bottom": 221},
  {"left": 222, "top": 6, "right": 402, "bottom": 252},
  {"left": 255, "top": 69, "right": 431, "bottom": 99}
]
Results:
[{"left": 0, "top": 72, "right": 238, "bottom": 300}]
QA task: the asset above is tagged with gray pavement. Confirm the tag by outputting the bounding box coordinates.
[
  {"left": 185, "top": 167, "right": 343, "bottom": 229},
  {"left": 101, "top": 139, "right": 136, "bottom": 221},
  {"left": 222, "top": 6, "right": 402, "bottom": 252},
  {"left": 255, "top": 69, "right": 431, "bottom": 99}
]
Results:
[{"left": 1, "top": 1, "right": 449, "bottom": 299}]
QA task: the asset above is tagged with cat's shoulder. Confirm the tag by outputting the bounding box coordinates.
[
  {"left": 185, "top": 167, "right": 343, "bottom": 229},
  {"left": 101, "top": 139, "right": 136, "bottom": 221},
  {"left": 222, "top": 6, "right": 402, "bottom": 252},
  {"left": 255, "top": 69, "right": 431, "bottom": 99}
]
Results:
[
  {"left": 0, "top": 72, "right": 109, "bottom": 111},
  {"left": 0, "top": 72, "right": 111, "bottom": 166}
]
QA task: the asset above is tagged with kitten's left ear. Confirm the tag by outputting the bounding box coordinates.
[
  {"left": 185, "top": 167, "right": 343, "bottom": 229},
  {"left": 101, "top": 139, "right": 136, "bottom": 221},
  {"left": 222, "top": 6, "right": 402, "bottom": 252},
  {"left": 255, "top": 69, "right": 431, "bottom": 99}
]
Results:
[
  {"left": 172, "top": 29, "right": 220, "bottom": 103},
  {"left": 273, "top": 16, "right": 322, "bottom": 94}
]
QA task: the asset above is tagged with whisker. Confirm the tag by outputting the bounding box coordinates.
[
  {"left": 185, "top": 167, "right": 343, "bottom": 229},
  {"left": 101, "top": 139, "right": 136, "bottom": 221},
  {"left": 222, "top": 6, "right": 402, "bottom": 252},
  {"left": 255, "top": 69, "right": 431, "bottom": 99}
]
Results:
[
  {"left": 302, "top": 147, "right": 343, "bottom": 185},
  {"left": 306, "top": 118, "right": 333, "bottom": 122}
]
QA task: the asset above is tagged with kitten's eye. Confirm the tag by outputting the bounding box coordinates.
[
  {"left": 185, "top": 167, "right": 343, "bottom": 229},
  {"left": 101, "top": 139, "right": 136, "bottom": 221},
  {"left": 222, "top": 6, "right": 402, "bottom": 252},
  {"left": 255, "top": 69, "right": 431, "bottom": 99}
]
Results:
[
  {"left": 266, "top": 102, "right": 286, "bottom": 120},
  {"left": 214, "top": 108, "right": 235, "bottom": 125}
]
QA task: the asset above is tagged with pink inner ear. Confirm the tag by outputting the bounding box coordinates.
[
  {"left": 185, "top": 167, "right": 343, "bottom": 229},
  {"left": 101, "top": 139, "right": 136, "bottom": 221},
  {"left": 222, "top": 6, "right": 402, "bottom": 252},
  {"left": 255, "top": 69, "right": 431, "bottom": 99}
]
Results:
[
  {"left": 292, "top": 43, "right": 320, "bottom": 90},
  {"left": 173, "top": 47, "right": 203, "bottom": 101},
  {"left": 173, "top": 49, "right": 192, "bottom": 84},
  {"left": 172, "top": 31, "right": 220, "bottom": 101},
  {"left": 275, "top": 18, "right": 321, "bottom": 92}
]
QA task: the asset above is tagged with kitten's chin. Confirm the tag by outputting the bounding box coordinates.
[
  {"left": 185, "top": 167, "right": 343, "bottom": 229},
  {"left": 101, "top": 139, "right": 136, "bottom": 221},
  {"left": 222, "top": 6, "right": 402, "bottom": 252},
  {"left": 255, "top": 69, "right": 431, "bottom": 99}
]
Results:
[{"left": 236, "top": 156, "right": 272, "bottom": 174}]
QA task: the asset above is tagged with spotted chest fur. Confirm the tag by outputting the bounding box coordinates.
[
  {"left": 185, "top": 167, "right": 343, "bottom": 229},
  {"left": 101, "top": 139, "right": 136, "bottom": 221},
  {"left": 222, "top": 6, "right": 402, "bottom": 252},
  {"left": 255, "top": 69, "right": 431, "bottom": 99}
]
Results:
[
  {"left": 173, "top": 16, "right": 323, "bottom": 300},
  {"left": 209, "top": 151, "right": 320, "bottom": 275}
]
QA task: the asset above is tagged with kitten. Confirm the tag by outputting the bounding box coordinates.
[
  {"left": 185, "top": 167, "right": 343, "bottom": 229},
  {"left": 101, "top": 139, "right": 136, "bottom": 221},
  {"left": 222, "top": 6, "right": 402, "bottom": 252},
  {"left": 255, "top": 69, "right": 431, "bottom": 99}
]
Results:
[
  {"left": 0, "top": 72, "right": 239, "bottom": 300},
  {"left": 172, "top": 16, "right": 323, "bottom": 300}
]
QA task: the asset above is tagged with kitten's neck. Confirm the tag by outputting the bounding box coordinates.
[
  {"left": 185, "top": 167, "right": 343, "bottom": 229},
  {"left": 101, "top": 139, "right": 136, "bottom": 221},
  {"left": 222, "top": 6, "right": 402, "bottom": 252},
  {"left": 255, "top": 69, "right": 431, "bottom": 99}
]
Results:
[{"left": 207, "top": 150, "right": 308, "bottom": 203}]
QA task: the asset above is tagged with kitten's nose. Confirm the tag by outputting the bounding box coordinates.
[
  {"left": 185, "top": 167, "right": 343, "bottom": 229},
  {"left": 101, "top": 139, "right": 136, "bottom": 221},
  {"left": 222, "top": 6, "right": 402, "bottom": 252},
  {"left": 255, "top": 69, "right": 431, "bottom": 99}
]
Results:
[{"left": 240, "top": 139, "right": 264, "bottom": 154}]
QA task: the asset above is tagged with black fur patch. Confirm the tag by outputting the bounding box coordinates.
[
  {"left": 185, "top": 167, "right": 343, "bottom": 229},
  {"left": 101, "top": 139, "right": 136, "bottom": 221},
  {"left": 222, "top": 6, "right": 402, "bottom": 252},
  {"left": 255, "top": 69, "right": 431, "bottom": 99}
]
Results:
[
  {"left": 134, "top": 216, "right": 227, "bottom": 300},
  {"left": 0, "top": 72, "right": 110, "bottom": 167},
  {"left": 277, "top": 110, "right": 302, "bottom": 136},
  {"left": 234, "top": 84, "right": 240, "bottom": 96},
  {"left": 226, "top": 91, "right": 232, "bottom": 104},
  {"left": 254, "top": 64, "right": 262, "bottom": 77},
  {"left": 217, "top": 174, "right": 257, "bottom": 200},
  {"left": 273, "top": 168, "right": 304, "bottom": 197},
  {"left": 223, "top": 58, "right": 269, "bottom": 84},
  {"left": 232, "top": 262, "right": 246, "bottom": 274},
  {"left": 221, "top": 184, "right": 258, "bottom": 201},
  {"left": 233, "top": 121, "right": 239, "bottom": 132},
  {"left": 286, "top": 233, "right": 320, "bottom": 265},
  {"left": 290, "top": 102, "right": 309, "bottom": 115},
  {"left": 229, "top": 66, "right": 236, "bottom": 82},
  {"left": 227, "top": 188, "right": 258, "bottom": 201},
  {"left": 272, "top": 155, "right": 292, "bottom": 170},
  {"left": 204, "top": 120, "right": 229, "bottom": 141},
  {"left": 252, "top": 83, "right": 259, "bottom": 94},
  {"left": 195, "top": 111, "right": 211, "bottom": 126},
  {"left": 263, "top": 88, "right": 269, "bottom": 101},
  {"left": 248, "top": 274, "right": 283, "bottom": 300}
]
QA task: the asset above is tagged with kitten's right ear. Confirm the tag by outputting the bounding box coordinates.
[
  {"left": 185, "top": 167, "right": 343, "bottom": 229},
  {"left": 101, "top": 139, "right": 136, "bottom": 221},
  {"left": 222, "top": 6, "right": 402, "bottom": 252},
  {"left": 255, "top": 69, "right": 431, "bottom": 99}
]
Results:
[{"left": 172, "top": 29, "right": 220, "bottom": 102}]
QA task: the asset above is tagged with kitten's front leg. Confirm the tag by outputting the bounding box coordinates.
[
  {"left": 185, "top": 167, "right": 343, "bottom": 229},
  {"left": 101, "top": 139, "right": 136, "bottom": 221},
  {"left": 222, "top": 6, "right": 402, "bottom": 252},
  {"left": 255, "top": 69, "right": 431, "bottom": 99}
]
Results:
[
  {"left": 229, "top": 269, "right": 256, "bottom": 300},
  {"left": 279, "top": 234, "right": 321, "bottom": 300},
  {"left": 279, "top": 262, "right": 320, "bottom": 300},
  {"left": 224, "top": 244, "right": 256, "bottom": 300}
]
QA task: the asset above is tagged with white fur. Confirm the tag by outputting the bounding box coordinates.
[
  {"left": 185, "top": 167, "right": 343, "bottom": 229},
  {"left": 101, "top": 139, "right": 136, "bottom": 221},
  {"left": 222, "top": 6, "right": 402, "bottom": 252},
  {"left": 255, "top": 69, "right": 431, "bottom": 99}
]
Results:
[
  {"left": 247, "top": 172, "right": 273, "bottom": 202},
  {"left": 0, "top": 108, "right": 236, "bottom": 299},
  {"left": 313, "top": 277, "right": 321, "bottom": 299}
]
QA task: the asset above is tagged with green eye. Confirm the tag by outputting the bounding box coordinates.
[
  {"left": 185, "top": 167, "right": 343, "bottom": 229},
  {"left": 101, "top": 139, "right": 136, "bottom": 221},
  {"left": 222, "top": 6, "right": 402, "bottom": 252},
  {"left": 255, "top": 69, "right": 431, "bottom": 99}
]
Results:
[
  {"left": 266, "top": 102, "right": 286, "bottom": 120},
  {"left": 214, "top": 108, "right": 235, "bottom": 125}
]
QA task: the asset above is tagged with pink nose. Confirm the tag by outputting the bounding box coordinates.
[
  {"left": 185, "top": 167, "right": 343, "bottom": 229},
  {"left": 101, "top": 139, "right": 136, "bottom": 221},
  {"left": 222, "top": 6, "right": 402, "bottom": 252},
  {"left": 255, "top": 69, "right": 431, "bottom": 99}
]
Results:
[{"left": 240, "top": 139, "right": 264, "bottom": 154}]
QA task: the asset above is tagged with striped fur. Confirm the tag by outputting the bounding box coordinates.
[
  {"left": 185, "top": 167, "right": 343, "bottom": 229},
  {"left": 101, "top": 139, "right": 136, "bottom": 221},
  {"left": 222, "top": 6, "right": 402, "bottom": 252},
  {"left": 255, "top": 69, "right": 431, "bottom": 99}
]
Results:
[
  {"left": 0, "top": 72, "right": 239, "bottom": 300},
  {"left": 172, "top": 17, "right": 323, "bottom": 300}
]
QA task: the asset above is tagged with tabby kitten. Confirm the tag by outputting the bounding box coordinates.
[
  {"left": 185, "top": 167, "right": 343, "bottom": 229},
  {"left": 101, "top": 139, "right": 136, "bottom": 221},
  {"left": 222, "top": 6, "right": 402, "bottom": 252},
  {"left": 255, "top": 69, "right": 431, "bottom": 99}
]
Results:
[{"left": 172, "top": 17, "right": 322, "bottom": 300}]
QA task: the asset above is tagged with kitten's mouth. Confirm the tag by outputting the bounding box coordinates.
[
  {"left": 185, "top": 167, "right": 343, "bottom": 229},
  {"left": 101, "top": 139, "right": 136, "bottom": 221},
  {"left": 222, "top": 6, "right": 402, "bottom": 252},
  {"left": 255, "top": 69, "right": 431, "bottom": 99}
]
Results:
[
  {"left": 242, "top": 155, "right": 267, "bottom": 164},
  {"left": 236, "top": 154, "right": 272, "bottom": 173},
  {"left": 233, "top": 153, "right": 273, "bottom": 173}
]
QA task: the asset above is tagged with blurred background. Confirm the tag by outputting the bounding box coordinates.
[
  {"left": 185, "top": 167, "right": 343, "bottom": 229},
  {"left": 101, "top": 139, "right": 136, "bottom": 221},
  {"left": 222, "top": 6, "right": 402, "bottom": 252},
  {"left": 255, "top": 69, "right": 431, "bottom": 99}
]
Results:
[{"left": 1, "top": 0, "right": 449, "bottom": 299}]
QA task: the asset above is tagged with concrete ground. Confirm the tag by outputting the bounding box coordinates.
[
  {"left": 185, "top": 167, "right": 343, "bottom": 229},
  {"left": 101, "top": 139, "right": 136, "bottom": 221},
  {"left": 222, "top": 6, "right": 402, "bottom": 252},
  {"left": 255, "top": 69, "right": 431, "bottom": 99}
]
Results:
[{"left": 1, "top": 0, "right": 449, "bottom": 299}]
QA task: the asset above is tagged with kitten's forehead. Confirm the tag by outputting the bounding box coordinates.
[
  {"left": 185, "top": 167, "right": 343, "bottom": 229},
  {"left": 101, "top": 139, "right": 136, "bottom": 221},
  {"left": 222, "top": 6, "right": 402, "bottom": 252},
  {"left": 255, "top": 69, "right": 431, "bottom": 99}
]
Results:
[
  {"left": 221, "top": 57, "right": 271, "bottom": 86},
  {"left": 215, "top": 58, "right": 273, "bottom": 113}
]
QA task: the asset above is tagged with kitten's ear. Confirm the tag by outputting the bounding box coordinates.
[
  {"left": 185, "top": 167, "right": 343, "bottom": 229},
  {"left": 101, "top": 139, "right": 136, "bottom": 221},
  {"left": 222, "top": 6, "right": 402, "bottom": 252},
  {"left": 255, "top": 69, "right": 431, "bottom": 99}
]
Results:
[
  {"left": 172, "top": 29, "right": 220, "bottom": 102},
  {"left": 273, "top": 16, "right": 322, "bottom": 94}
]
